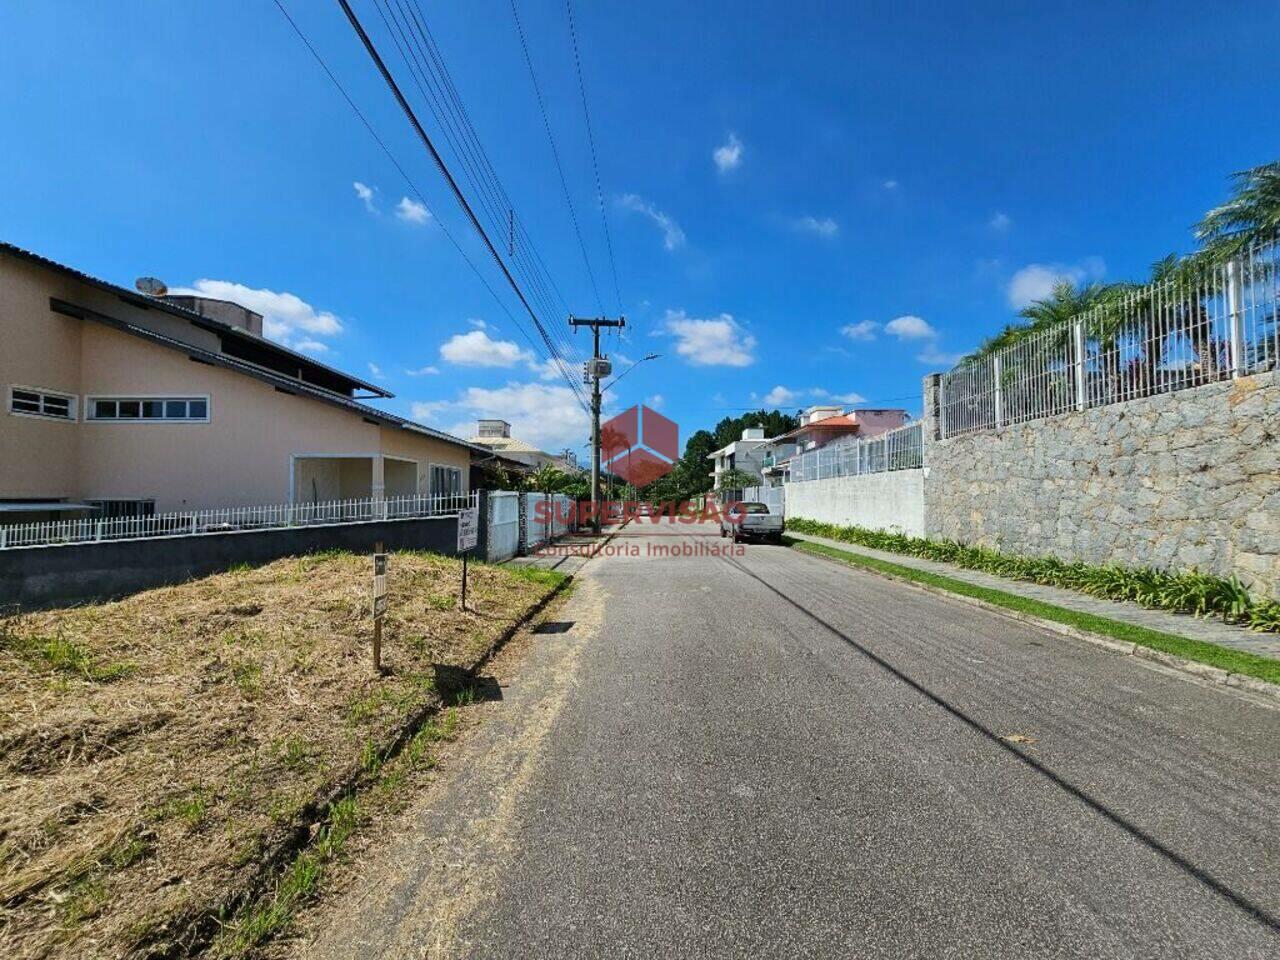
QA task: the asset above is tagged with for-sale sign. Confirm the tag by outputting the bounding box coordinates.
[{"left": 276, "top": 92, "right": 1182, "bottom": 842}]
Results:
[
  {"left": 371, "top": 552, "right": 388, "bottom": 619},
  {"left": 457, "top": 507, "right": 479, "bottom": 552}
]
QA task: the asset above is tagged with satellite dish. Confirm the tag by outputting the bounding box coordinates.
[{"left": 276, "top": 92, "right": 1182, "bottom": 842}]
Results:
[{"left": 135, "top": 277, "right": 168, "bottom": 297}]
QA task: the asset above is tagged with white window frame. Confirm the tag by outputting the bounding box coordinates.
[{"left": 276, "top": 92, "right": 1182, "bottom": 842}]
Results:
[
  {"left": 84, "top": 394, "right": 212, "bottom": 423},
  {"left": 429, "top": 462, "right": 464, "bottom": 498},
  {"left": 8, "top": 384, "right": 78, "bottom": 422}
]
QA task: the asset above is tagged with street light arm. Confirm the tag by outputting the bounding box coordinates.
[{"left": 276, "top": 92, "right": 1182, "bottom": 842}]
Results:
[{"left": 602, "top": 353, "right": 660, "bottom": 394}]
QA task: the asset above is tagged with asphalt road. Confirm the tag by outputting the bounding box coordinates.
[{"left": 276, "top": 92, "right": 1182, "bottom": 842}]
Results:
[{"left": 307, "top": 520, "right": 1280, "bottom": 959}]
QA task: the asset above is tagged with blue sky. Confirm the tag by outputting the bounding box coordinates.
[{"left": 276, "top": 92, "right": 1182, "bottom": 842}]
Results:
[{"left": 2, "top": 0, "right": 1277, "bottom": 455}]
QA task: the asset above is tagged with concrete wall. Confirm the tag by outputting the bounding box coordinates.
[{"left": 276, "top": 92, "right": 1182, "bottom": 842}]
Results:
[
  {"left": 0, "top": 516, "right": 460, "bottom": 609},
  {"left": 784, "top": 469, "right": 925, "bottom": 537},
  {"left": 922, "top": 370, "right": 1280, "bottom": 599}
]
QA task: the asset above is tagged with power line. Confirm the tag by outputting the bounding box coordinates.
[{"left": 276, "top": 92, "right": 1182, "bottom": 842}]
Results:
[
  {"left": 270, "top": 0, "right": 569, "bottom": 404},
  {"left": 387, "top": 0, "right": 588, "bottom": 380},
  {"left": 372, "top": 0, "right": 572, "bottom": 361},
  {"left": 335, "top": 0, "right": 591, "bottom": 413},
  {"left": 510, "top": 0, "right": 604, "bottom": 316},
  {"left": 565, "top": 0, "right": 624, "bottom": 315}
]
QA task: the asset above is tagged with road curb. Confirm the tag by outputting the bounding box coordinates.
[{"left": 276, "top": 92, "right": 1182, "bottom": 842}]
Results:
[{"left": 791, "top": 541, "right": 1280, "bottom": 706}]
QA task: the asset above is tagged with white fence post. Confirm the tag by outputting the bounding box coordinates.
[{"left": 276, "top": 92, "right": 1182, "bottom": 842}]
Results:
[
  {"left": 993, "top": 355, "right": 1004, "bottom": 427},
  {"left": 1227, "top": 258, "right": 1246, "bottom": 378},
  {"left": 1073, "top": 318, "right": 1088, "bottom": 411}
]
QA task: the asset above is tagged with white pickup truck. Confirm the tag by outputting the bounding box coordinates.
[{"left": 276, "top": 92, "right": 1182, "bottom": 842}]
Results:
[{"left": 719, "top": 501, "right": 785, "bottom": 543}]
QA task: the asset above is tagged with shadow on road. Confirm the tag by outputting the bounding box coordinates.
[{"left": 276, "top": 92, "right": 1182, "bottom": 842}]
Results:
[{"left": 722, "top": 552, "right": 1280, "bottom": 936}]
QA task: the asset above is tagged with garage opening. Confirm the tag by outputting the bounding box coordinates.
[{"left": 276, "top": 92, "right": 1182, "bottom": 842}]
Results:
[{"left": 293, "top": 457, "right": 373, "bottom": 504}]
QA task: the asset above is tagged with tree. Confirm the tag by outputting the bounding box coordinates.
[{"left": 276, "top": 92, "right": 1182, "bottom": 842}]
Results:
[
  {"left": 1195, "top": 160, "right": 1280, "bottom": 262},
  {"left": 715, "top": 468, "right": 760, "bottom": 492}
]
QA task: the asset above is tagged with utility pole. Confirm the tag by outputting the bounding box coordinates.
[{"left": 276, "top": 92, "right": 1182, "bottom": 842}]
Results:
[{"left": 570, "top": 315, "right": 625, "bottom": 533}]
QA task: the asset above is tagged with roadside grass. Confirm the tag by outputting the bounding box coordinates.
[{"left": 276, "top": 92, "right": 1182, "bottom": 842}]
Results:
[
  {"left": 0, "top": 549, "right": 566, "bottom": 960},
  {"left": 211, "top": 708, "right": 463, "bottom": 958},
  {"left": 785, "top": 517, "right": 1280, "bottom": 633},
  {"left": 790, "top": 538, "right": 1280, "bottom": 686}
]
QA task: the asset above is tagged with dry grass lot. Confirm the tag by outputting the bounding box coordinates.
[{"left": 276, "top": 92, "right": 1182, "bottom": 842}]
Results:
[{"left": 0, "top": 550, "right": 564, "bottom": 960}]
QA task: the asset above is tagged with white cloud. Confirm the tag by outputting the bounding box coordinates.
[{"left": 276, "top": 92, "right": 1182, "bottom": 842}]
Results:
[
  {"left": 916, "top": 343, "right": 964, "bottom": 367},
  {"left": 662, "top": 309, "right": 755, "bottom": 367},
  {"left": 885, "top": 315, "right": 936, "bottom": 340},
  {"left": 528, "top": 356, "right": 573, "bottom": 382},
  {"left": 617, "top": 193, "right": 686, "bottom": 250},
  {"left": 467, "top": 318, "right": 487, "bottom": 329},
  {"left": 809, "top": 387, "right": 866, "bottom": 405},
  {"left": 713, "top": 133, "right": 743, "bottom": 173},
  {"left": 440, "top": 329, "right": 532, "bottom": 368},
  {"left": 840, "top": 320, "right": 879, "bottom": 341},
  {"left": 762, "top": 385, "right": 797, "bottom": 406},
  {"left": 858, "top": 312, "right": 964, "bottom": 369},
  {"left": 883, "top": 179, "right": 899, "bottom": 190},
  {"left": 418, "top": 381, "right": 594, "bottom": 452},
  {"left": 409, "top": 400, "right": 450, "bottom": 421},
  {"left": 396, "top": 196, "right": 431, "bottom": 225},
  {"left": 1006, "top": 257, "right": 1106, "bottom": 309},
  {"left": 645, "top": 394, "right": 665, "bottom": 410},
  {"left": 404, "top": 365, "right": 440, "bottom": 376},
  {"left": 169, "top": 279, "right": 343, "bottom": 351},
  {"left": 353, "top": 181, "right": 376, "bottom": 213},
  {"left": 988, "top": 211, "right": 1012, "bottom": 232},
  {"left": 794, "top": 215, "right": 839, "bottom": 238},
  {"left": 830, "top": 391, "right": 866, "bottom": 404},
  {"left": 368, "top": 361, "right": 384, "bottom": 379}
]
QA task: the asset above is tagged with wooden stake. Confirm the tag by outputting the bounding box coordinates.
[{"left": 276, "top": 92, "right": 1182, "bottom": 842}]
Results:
[{"left": 372, "top": 540, "right": 384, "bottom": 674}]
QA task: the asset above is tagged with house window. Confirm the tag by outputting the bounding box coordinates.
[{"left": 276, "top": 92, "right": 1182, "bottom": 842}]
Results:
[
  {"left": 87, "top": 499, "right": 156, "bottom": 519},
  {"left": 430, "top": 464, "right": 463, "bottom": 498},
  {"left": 8, "top": 386, "right": 76, "bottom": 421},
  {"left": 86, "top": 396, "right": 210, "bottom": 422}
]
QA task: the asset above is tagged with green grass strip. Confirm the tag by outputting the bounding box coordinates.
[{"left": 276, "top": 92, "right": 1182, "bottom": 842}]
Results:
[{"left": 790, "top": 538, "right": 1280, "bottom": 686}]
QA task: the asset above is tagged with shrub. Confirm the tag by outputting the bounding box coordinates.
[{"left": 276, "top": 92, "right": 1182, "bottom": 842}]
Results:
[{"left": 785, "top": 517, "right": 1280, "bottom": 633}]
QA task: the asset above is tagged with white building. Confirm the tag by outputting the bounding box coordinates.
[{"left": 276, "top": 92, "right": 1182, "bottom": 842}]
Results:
[{"left": 707, "top": 427, "right": 772, "bottom": 487}]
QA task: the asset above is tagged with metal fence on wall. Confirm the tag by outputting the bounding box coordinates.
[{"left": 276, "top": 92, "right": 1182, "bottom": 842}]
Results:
[
  {"left": 0, "top": 492, "right": 476, "bottom": 550},
  {"left": 941, "top": 239, "right": 1280, "bottom": 438},
  {"left": 791, "top": 421, "right": 924, "bottom": 482},
  {"left": 739, "top": 485, "right": 785, "bottom": 515},
  {"left": 486, "top": 491, "right": 521, "bottom": 563},
  {"left": 522, "top": 492, "right": 576, "bottom": 550}
]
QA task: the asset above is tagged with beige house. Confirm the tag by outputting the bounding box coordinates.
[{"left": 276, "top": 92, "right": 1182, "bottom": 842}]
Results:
[{"left": 0, "top": 243, "right": 480, "bottom": 522}]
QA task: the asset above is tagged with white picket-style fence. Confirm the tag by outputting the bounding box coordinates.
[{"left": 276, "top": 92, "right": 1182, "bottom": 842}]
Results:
[
  {"left": 0, "top": 492, "right": 477, "bottom": 550},
  {"left": 941, "top": 239, "right": 1280, "bottom": 438}
]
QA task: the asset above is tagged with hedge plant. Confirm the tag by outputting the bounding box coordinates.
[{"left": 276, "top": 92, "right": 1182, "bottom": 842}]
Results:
[{"left": 785, "top": 517, "right": 1280, "bottom": 633}]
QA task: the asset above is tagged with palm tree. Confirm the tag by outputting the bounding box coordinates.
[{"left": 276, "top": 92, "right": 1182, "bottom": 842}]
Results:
[
  {"left": 998, "top": 280, "right": 1119, "bottom": 418},
  {"left": 1195, "top": 160, "right": 1280, "bottom": 262}
]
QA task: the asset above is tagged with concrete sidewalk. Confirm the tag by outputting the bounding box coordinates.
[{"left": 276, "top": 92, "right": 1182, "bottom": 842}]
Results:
[
  {"left": 502, "top": 521, "right": 629, "bottom": 577},
  {"left": 789, "top": 531, "right": 1280, "bottom": 660}
]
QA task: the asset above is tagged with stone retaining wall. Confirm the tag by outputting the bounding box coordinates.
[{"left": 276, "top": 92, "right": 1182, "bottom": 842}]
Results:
[{"left": 922, "top": 371, "right": 1280, "bottom": 598}]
